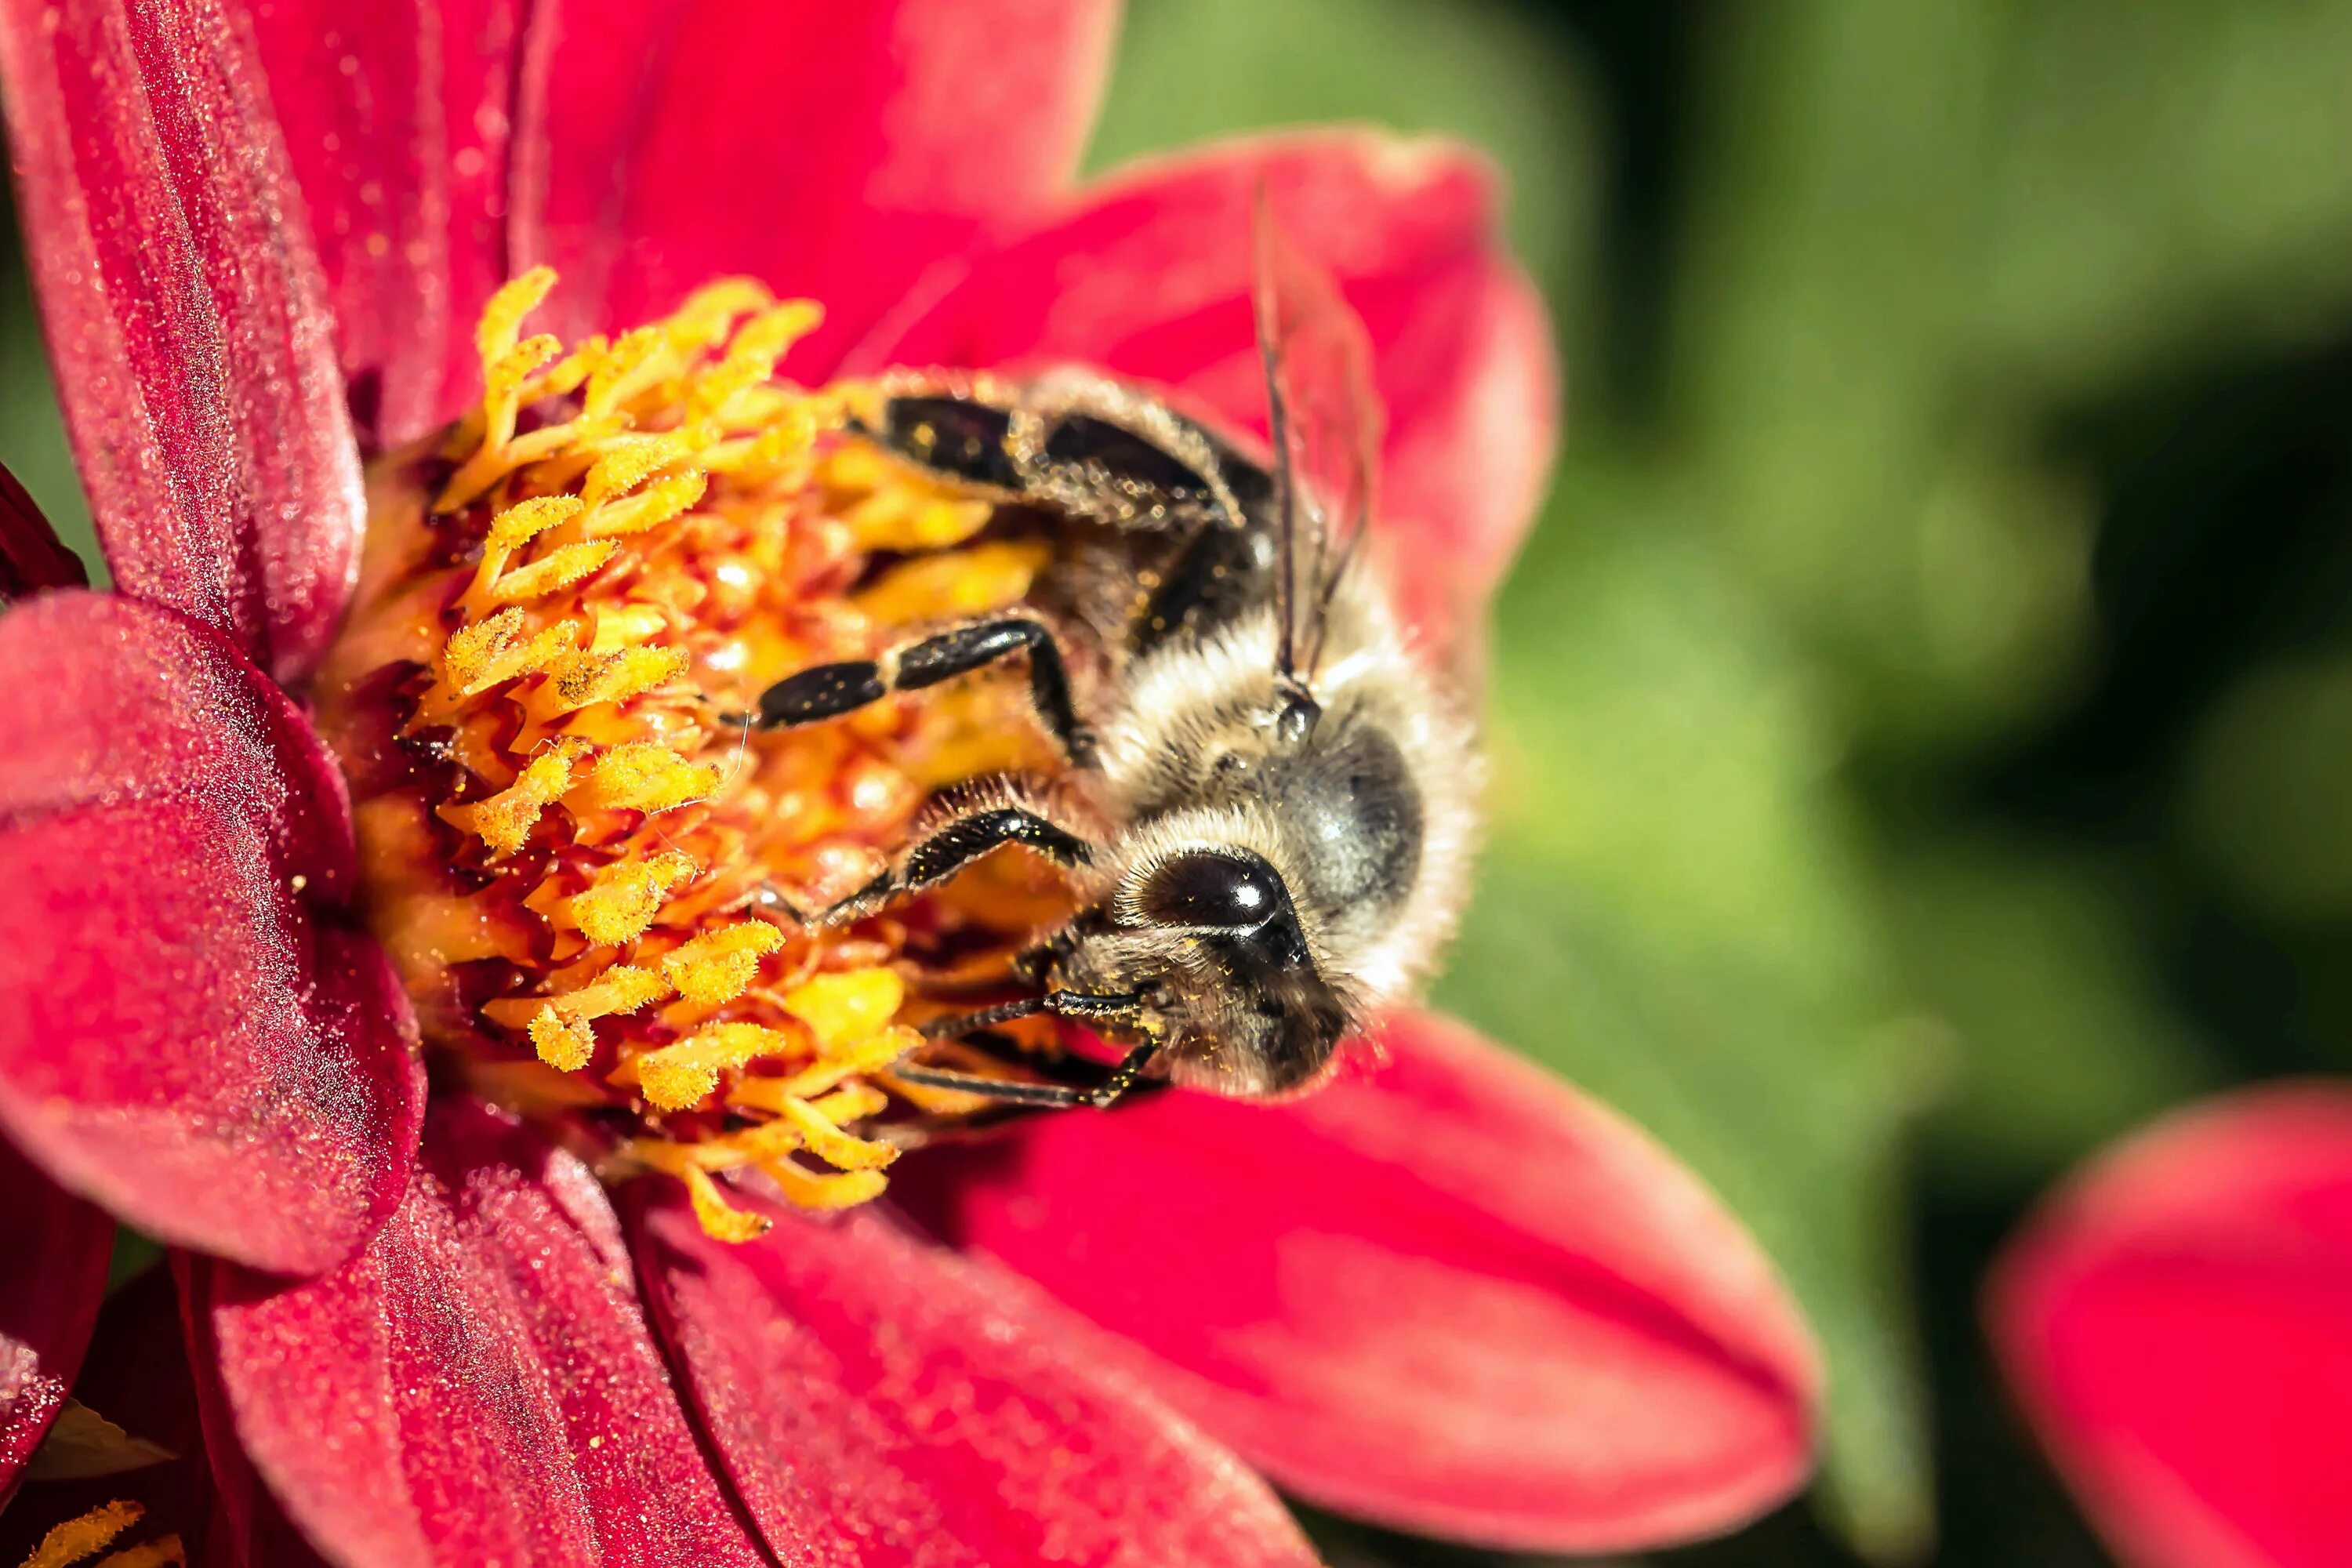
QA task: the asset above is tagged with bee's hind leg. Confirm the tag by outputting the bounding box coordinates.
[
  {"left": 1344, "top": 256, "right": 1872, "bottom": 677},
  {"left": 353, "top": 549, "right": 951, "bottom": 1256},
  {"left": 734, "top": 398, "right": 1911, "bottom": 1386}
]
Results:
[{"left": 738, "top": 614, "right": 1095, "bottom": 766}]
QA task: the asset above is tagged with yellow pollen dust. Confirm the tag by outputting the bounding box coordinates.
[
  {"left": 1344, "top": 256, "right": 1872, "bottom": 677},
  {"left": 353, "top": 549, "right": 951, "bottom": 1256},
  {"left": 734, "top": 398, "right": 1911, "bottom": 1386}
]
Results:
[{"left": 310, "top": 268, "right": 1073, "bottom": 1240}]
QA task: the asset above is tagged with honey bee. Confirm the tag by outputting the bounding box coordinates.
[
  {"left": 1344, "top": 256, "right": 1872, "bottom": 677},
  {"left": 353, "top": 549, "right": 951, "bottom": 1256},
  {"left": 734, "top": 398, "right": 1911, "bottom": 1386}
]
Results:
[{"left": 747, "top": 209, "right": 1479, "bottom": 1107}]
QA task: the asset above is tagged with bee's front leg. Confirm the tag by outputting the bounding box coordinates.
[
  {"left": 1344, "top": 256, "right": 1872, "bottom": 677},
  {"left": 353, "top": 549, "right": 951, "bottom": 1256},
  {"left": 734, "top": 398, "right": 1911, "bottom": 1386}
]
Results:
[{"left": 739, "top": 612, "right": 1095, "bottom": 766}]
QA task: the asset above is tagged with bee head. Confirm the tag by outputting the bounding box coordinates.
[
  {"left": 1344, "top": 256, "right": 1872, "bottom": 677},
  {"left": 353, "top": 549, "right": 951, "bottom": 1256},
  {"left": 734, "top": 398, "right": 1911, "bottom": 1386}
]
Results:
[{"left": 1128, "top": 841, "right": 1349, "bottom": 1098}]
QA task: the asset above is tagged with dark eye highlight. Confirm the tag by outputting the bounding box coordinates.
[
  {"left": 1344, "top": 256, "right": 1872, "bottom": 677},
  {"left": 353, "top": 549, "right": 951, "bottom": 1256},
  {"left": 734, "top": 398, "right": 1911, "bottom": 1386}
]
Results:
[{"left": 1140, "top": 851, "right": 1287, "bottom": 930}]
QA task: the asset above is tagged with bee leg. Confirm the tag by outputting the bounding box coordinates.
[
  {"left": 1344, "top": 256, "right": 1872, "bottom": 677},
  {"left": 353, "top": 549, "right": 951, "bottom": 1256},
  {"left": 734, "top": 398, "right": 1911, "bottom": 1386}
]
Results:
[
  {"left": 887, "top": 1065, "right": 1091, "bottom": 1108},
  {"left": 915, "top": 989, "right": 1141, "bottom": 1038},
  {"left": 1083, "top": 1040, "right": 1163, "bottom": 1109},
  {"left": 744, "top": 614, "right": 1095, "bottom": 766},
  {"left": 897, "top": 1000, "right": 1163, "bottom": 1111},
  {"left": 809, "top": 803, "right": 1098, "bottom": 924},
  {"left": 891, "top": 1044, "right": 1162, "bottom": 1111}
]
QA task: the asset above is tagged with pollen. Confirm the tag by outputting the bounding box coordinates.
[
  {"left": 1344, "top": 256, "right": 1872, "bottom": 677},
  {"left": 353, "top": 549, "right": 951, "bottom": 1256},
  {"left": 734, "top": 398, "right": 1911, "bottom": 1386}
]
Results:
[{"left": 310, "top": 268, "right": 1069, "bottom": 1240}]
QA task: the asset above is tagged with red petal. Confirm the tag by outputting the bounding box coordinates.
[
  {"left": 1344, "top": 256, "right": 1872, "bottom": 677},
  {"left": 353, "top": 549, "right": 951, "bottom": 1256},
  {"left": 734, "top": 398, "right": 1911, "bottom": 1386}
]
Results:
[
  {"left": 0, "top": 1138, "right": 111, "bottom": 1506},
  {"left": 861, "top": 131, "right": 1559, "bottom": 641},
  {"left": 1990, "top": 1083, "right": 2352, "bottom": 1568},
  {"left": 0, "top": 592, "right": 423, "bottom": 1274},
  {"left": 0, "top": 1268, "right": 234, "bottom": 1566},
  {"left": 627, "top": 1188, "right": 1323, "bottom": 1568},
  {"left": 0, "top": 0, "right": 365, "bottom": 684},
  {"left": 512, "top": 0, "right": 1116, "bottom": 373},
  {"left": 245, "top": 0, "right": 535, "bottom": 445},
  {"left": 891, "top": 1009, "right": 1820, "bottom": 1553},
  {"left": 0, "top": 460, "right": 89, "bottom": 601},
  {"left": 189, "top": 1098, "right": 766, "bottom": 1568}
]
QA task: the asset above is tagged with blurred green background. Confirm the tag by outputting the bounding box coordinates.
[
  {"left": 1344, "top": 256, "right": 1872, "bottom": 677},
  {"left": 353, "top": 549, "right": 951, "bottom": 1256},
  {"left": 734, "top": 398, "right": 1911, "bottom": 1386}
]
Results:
[{"left": 7, "top": 2, "right": 2350, "bottom": 1564}]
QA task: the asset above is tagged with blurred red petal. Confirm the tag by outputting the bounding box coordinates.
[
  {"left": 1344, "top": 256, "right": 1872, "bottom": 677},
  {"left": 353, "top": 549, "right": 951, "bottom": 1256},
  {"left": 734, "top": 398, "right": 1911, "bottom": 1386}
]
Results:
[
  {"left": 0, "top": 1269, "right": 227, "bottom": 1564},
  {"left": 0, "top": 460, "right": 88, "bottom": 601},
  {"left": 0, "top": 0, "right": 365, "bottom": 684},
  {"left": 190, "top": 1098, "right": 764, "bottom": 1568},
  {"left": 862, "top": 130, "right": 1559, "bottom": 642},
  {"left": 0, "top": 1138, "right": 111, "bottom": 1507},
  {"left": 245, "top": 0, "right": 535, "bottom": 445},
  {"left": 1990, "top": 1083, "right": 2352, "bottom": 1568},
  {"left": 513, "top": 0, "right": 1116, "bottom": 372},
  {"left": 0, "top": 593, "right": 423, "bottom": 1274},
  {"left": 892, "top": 1008, "right": 1819, "bottom": 1553},
  {"left": 627, "top": 1188, "right": 1322, "bottom": 1568}
]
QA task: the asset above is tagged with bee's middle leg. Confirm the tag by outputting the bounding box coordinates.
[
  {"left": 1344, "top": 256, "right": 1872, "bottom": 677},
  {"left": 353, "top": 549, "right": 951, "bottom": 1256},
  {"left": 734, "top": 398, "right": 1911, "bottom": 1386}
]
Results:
[{"left": 745, "top": 615, "right": 1094, "bottom": 766}]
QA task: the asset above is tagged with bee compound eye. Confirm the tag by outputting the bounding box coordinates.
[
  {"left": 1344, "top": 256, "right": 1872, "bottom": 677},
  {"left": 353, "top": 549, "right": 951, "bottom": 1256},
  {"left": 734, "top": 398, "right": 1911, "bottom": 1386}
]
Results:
[{"left": 1139, "top": 851, "right": 1287, "bottom": 931}]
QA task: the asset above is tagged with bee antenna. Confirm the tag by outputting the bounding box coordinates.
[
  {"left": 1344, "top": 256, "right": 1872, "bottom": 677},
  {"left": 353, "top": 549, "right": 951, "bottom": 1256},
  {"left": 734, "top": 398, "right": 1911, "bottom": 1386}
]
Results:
[{"left": 1253, "top": 184, "right": 1302, "bottom": 690}]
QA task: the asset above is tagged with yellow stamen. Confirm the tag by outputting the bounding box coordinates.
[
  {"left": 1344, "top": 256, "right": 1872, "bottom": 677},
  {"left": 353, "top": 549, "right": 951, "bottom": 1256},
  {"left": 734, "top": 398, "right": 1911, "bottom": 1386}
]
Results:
[
  {"left": 628, "top": 1120, "right": 800, "bottom": 1173},
  {"left": 445, "top": 741, "right": 586, "bottom": 856},
  {"left": 583, "top": 325, "right": 667, "bottom": 416},
  {"left": 774, "top": 1094, "right": 898, "bottom": 1170},
  {"left": 490, "top": 964, "right": 673, "bottom": 1070},
  {"left": 662, "top": 920, "right": 786, "bottom": 1006},
  {"left": 637, "top": 1021, "right": 793, "bottom": 1111},
  {"left": 583, "top": 434, "right": 695, "bottom": 508},
  {"left": 586, "top": 742, "right": 718, "bottom": 815},
  {"left": 782, "top": 968, "right": 905, "bottom": 1051},
  {"left": 810, "top": 1081, "right": 891, "bottom": 1123},
  {"left": 682, "top": 1165, "right": 771, "bottom": 1243},
  {"left": 691, "top": 301, "right": 822, "bottom": 419},
  {"left": 488, "top": 495, "right": 586, "bottom": 552},
  {"left": 843, "top": 482, "right": 995, "bottom": 553},
  {"left": 761, "top": 1159, "right": 890, "bottom": 1210},
  {"left": 22, "top": 1501, "right": 140, "bottom": 1568},
  {"left": 527, "top": 1011, "right": 596, "bottom": 1072},
  {"left": 588, "top": 604, "right": 673, "bottom": 652},
  {"left": 572, "top": 851, "right": 700, "bottom": 947},
  {"left": 583, "top": 470, "right": 710, "bottom": 540},
  {"left": 857, "top": 539, "right": 1051, "bottom": 626},
  {"left": 540, "top": 644, "right": 691, "bottom": 717},
  {"left": 469, "top": 495, "right": 586, "bottom": 607},
  {"left": 487, "top": 539, "right": 620, "bottom": 604},
  {"left": 729, "top": 1026, "right": 921, "bottom": 1109},
  {"left": 476, "top": 266, "right": 557, "bottom": 368},
  {"left": 439, "top": 606, "right": 579, "bottom": 696},
  {"left": 94, "top": 1542, "right": 183, "bottom": 1568}
]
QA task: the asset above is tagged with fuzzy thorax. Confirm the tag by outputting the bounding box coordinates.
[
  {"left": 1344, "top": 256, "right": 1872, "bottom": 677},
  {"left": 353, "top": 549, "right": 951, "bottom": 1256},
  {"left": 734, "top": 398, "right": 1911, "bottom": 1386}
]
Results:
[{"left": 310, "top": 270, "right": 1071, "bottom": 1240}]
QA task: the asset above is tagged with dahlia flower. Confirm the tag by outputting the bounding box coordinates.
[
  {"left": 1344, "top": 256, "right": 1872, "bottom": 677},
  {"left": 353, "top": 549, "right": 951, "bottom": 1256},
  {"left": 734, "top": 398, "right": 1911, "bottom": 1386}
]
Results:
[{"left": 0, "top": 2, "right": 1818, "bottom": 1563}]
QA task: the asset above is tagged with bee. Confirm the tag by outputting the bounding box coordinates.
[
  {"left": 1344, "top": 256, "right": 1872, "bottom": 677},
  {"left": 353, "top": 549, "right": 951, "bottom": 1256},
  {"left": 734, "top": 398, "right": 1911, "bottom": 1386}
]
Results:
[{"left": 747, "top": 209, "right": 1479, "bottom": 1108}]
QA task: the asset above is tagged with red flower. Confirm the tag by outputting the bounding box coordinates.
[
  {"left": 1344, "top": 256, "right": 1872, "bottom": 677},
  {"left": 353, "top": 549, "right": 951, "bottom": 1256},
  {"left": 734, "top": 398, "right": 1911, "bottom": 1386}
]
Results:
[
  {"left": 1990, "top": 1083, "right": 2352, "bottom": 1568},
  {"left": 0, "top": 1, "right": 1821, "bottom": 1562}
]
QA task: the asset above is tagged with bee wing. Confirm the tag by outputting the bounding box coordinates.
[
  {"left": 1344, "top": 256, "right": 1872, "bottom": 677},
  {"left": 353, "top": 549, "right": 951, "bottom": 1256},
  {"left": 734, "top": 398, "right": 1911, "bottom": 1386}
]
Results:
[{"left": 1252, "top": 191, "right": 1385, "bottom": 681}]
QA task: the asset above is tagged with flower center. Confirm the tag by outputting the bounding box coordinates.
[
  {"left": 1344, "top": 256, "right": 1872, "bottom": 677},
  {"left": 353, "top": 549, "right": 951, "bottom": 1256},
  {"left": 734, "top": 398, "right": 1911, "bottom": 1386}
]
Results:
[{"left": 310, "top": 270, "right": 1073, "bottom": 1240}]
